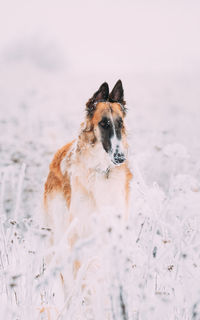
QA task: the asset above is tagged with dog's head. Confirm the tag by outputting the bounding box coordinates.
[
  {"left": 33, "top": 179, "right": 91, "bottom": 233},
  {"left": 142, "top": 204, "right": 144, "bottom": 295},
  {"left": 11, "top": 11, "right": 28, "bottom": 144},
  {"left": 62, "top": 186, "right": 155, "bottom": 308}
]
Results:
[{"left": 85, "top": 80, "right": 128, "bottom": 165}]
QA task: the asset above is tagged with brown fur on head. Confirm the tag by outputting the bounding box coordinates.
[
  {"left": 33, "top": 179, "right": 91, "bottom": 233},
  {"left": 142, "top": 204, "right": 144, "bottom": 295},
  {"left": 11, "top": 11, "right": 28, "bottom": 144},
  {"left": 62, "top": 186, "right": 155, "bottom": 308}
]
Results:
[{"left": 86, "top": 82, "right": 109, "bottom": 118}]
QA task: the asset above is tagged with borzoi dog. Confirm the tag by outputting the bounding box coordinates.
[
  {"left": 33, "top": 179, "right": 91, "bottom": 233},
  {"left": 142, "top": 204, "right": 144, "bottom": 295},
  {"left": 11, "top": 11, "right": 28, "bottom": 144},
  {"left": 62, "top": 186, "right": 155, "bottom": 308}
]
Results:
[{"left": 43, "top": 80, "right": 132, "bottom": 308}]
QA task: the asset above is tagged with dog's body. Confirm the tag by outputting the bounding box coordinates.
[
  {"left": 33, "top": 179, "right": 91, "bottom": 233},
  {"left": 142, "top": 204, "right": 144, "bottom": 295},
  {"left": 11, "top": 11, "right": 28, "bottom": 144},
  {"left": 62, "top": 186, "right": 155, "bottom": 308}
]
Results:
[
  {"left": 44, "top": 80, "right": 132, "bottom": 249},
  {"left": 42, "top": 80, "right": 132, "bottom": 315},
  {"left": 43, "top": 81, "right": 132, "bottom": 287}
]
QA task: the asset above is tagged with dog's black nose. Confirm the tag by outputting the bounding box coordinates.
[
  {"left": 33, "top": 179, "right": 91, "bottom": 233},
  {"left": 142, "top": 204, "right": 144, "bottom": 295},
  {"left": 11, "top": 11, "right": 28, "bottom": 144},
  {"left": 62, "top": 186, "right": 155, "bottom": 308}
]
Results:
[{"left": 113, "top": 152, "right": 126, "bottom": 164}]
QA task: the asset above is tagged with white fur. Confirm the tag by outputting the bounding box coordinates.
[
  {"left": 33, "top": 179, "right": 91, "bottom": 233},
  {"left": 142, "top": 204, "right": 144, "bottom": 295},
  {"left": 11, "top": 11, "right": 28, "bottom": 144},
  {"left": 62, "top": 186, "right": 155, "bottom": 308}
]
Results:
[
  {"left": 45, "top": 192, "right": 69, "bottom": 244},
  {"left": 109, "top": 111, "right": 125, "bottom": 163}
]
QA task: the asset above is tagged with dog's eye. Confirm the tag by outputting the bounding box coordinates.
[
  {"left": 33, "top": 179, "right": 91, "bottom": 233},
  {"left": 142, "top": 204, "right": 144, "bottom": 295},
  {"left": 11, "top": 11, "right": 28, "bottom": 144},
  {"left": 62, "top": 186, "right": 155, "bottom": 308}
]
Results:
[
  {"left": 117, "top": 119, "right": 123, "bottom": 128},
  {"left": 99, "top": 120, "right": 110, "bottom": 128}
]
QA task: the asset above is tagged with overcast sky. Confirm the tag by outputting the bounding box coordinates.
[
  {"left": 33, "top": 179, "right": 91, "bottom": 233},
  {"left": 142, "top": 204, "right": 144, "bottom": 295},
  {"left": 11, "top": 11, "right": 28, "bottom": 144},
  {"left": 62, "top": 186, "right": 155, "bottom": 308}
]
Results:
[{"left": 0, "top": 0, "right": 200, "bottom": 74}]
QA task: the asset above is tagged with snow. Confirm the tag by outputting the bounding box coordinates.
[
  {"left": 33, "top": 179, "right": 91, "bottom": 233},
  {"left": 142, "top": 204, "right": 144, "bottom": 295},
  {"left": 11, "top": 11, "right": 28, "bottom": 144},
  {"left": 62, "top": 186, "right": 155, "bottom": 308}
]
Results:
[{"left": 0, "top": 1, "right": 200, "bottom": 319}]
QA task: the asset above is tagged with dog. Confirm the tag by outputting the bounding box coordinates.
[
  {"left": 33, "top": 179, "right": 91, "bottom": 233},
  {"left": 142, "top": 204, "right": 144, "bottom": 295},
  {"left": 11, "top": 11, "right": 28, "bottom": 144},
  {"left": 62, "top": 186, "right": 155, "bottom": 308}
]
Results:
[
  {"left": 43, "top": 80, "right": 132, "bottom": 311},
  {"left": 44, "top": 79, "right": 132, "bottom": 245}
]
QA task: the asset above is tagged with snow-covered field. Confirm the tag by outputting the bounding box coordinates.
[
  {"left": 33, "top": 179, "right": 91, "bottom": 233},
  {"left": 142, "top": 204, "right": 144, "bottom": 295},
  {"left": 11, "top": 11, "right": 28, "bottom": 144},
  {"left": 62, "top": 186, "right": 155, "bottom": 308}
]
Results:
[
  {"left": 1, "top": 64, "right": 200, "bottom": 319},
  {"left": 1, "top": 1, "right": 200, "bottom": 319}
]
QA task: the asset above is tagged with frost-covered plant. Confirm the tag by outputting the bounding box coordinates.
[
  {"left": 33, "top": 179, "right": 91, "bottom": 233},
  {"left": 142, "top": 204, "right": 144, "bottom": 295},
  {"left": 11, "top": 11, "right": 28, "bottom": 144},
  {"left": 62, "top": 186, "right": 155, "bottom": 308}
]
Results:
[{"left": 1, "top": 140, "right": 200, "bottom": 320}]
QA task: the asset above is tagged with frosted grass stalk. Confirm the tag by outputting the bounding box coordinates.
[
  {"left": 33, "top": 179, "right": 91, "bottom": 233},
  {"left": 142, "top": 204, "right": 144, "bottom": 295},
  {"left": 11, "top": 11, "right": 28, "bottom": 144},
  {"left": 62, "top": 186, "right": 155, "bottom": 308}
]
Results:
[{"left": 14, "top": 163, "right": 26, "bottom": 220}]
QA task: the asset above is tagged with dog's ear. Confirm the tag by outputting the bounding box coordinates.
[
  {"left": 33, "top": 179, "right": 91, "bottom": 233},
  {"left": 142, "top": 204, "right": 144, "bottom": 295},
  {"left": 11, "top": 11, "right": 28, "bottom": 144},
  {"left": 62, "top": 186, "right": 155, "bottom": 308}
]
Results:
[
  {"left": 92, "top": 82, "right": 109, "bottom": 101},
  {"left": 109, "top": 80, "right": 126, "bottom": 113},
  {"left": 86, "top": 82, "right": 109, "bottom": 117}
]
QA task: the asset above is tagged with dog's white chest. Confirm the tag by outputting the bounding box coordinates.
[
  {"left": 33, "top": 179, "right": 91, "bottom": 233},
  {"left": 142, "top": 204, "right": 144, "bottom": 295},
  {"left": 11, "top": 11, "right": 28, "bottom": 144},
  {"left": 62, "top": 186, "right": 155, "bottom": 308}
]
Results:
[
  {"left": 68, "top": 167, "right": 126, "bottom": 239},
  {"left": 93, "top": 170, "right": 126, "bottom": 212}
]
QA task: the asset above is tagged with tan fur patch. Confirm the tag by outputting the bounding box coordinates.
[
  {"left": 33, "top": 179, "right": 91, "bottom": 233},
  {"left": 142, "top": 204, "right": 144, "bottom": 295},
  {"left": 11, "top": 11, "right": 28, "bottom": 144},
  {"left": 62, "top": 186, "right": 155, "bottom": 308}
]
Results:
[
  {"left": 91, "top": 102, "right": 124, "bottom": 126},
  {"left": 44, "top": 140, "right": 75, "bottom": 210}
]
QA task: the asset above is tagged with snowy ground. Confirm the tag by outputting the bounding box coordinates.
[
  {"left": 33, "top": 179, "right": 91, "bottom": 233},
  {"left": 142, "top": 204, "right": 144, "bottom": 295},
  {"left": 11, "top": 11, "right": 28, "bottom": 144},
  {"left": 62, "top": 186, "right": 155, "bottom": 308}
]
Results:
[{"left": 0, "top": 59, "right": 200, "bottom": 319}]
